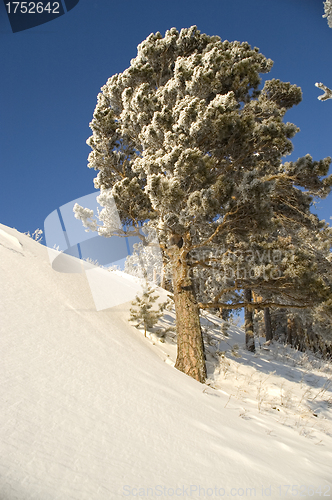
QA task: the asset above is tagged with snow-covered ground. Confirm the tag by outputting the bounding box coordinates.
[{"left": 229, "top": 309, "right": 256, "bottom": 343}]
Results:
[{"left": 1, "top": 223, "right": 332, "bottom": 500}]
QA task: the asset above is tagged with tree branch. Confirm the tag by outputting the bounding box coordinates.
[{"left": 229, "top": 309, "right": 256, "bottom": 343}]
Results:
[{"left": 198, "top": 301, "right": 313, "bottom": 311}]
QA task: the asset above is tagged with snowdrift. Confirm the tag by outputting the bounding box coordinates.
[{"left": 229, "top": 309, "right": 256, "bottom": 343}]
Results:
[{"left": 0, "top": 224, "right": 331, "bottom": 500}]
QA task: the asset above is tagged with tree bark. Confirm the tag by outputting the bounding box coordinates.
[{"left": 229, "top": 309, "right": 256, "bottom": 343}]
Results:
[
  {"left": 264, "top": 307, "right": 273, "bottom": 342},
  {"left": 271, "top": 308, "right": 288, "bottom": 341},
  {"left": 244, "top": 289, "right": 255, "bottom": 352},
  {"left": 171, "top": 249, "right": 206, "bottom": 383},
  {"left": 287, "top": 316, "right": 294, "bottom": 345},
  {"left": 219, "top": 308, "right": 229, "bottom": 321},
  {"left": 160, "top": 265, "right": 166, "bottom": 289}
]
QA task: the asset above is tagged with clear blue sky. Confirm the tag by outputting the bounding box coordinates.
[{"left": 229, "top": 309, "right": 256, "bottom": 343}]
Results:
[{"left": 1, "top": 0, "right": 331, "bottom": 237}]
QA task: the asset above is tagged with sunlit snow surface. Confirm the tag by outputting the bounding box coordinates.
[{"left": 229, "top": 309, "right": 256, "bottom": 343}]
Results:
[{"left": 1, "top": 223, "right": 332, "bottom": 500}]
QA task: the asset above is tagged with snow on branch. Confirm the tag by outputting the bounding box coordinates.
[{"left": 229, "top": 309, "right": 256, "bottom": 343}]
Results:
[
  {"left": 198, "top": 301, "right": 313, "bottom": 311},
  {"left": 323, "top": 0, "right": 332, "bottom": 28},
  {"left": 73, "top": 189, "right": 122, "bottom": 236},
  {"left": 315, "top": 82, "right": 332, "bottom": 101},
  {"left": 73, "top": 204, "right": 98, "bottom": 232}
]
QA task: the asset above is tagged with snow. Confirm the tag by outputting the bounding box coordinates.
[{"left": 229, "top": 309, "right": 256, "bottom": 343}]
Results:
[
  {"left": 0, "top": 228, "right": 22, "bottom": 250},
  {"left": 1, "top": 223, "right": 332, "bottom": 500}
]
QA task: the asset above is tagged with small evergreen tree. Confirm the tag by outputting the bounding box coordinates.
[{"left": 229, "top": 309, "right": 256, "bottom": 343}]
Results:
[{"left": 129, "top": 285, "right": 170, "bottom": 337}]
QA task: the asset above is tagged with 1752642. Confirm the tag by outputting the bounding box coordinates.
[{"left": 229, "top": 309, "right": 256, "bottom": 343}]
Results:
[{"left": 5, "top": 2, "right": 60, "bottom": 14}]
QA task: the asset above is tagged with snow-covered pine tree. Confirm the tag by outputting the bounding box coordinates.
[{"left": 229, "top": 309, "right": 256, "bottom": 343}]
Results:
[
  {"left": 124, "top": 225, "right": 164, "bottom": 285},
  {"left": 75, "top": 26, "right": 332, "bottom": 383},
  {"left": 268, "top": 223, "right": 332, "bottom": 354},
  {"left": 129, "top": 284, "right": 169, "bottom": 337},
  {"left": 254, "top": 222, "right": 332, "bottom": 349}
]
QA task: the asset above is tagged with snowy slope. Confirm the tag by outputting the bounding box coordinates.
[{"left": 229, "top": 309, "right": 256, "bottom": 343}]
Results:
[{"left": 0, "top": 223, "right": 332, "bottom": 500}]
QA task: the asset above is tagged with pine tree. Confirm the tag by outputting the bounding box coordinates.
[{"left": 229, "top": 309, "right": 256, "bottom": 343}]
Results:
[
  {"left": 75, "top": 26, "right": 332, "bottom": 383},
  {"left": 129, "top": 284, "right": 169, "bottom": 337}
]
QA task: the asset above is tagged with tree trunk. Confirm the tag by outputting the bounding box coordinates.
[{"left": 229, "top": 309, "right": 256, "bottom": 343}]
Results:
[
  {"left": 287, "top": 316, "right": 294, "bottom": 345},
  {"left": 292, "top": 316, "right": 302, "bottom": 349},
  {"left": 171, "top": 249, "right": 206, "bottom": 383},
  {"left": 264, "top": 307, "right": 273, "bottom": 342},
  {"left": 219, "top": 308, "right": 229, "bottom": 321},
  {"left": 271, "top": 308, "right": 288, "bottom": 342},
  {"left": 160, "top": 265, "right": 166, "bottom": 289},
  {"left": 244, "top": 289, "right": 255, "bottom": 352}
]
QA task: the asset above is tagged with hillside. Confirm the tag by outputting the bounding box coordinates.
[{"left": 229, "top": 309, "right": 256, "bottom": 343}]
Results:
[{"left": 0, "top": 223, "right": 331, "bottom": 500}]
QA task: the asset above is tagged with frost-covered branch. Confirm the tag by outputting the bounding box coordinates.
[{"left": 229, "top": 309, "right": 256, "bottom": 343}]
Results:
[
  {"left": 315, "top": 82, "right": 332, "bottom": 101},
  {"left": 24, "top": 228, "right": 43, "bottom": 242},
  {"left": 73, "top": 190, "right": 147, "bottom": 242},
  {"left": 323, "top": 0, "right": 332, "bottom": 27},
  {"left": 198, "top": 301, "right": 313, "bottom": 311}
]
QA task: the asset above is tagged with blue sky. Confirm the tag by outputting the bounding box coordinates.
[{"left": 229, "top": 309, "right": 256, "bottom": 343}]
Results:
[{"left": 1, "top": 0, "right": 331, "bottom": 243}]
